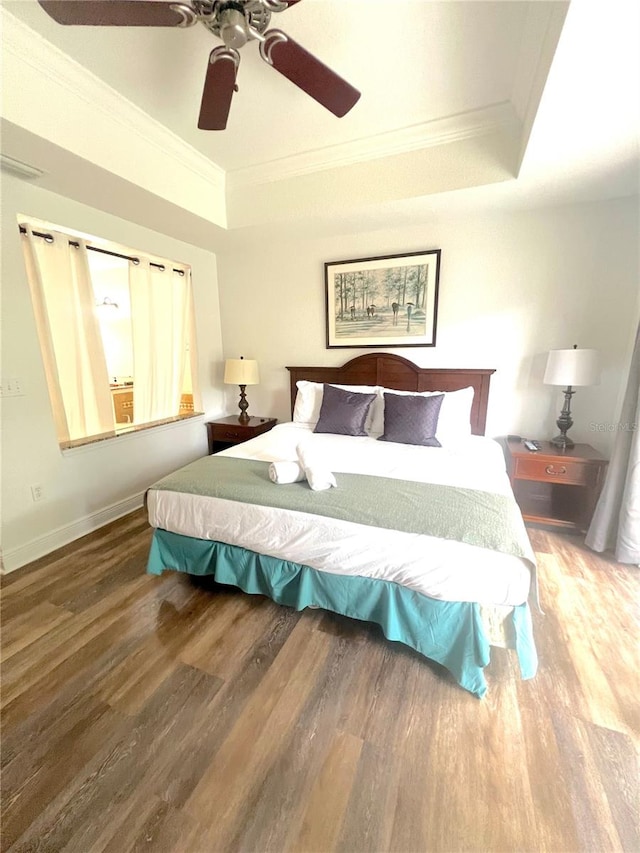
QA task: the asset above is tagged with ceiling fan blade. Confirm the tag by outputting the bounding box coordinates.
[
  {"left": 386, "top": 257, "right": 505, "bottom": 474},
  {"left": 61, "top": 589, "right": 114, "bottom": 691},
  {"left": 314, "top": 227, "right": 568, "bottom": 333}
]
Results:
[
  {"left": 198, "top": 47, "right": 240, "bottom": 131},
  {"left": 37, "top": 1, "right": 195, "bottom": 27},
  {"left": 260, "top": 30, "right": 360, "bottom": 118}
]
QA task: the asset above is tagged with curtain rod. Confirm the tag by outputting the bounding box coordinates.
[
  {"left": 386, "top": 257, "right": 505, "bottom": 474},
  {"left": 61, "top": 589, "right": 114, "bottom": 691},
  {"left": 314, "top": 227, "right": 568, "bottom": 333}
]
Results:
[{"left": 18, "top": 226, "right": 185, "bottom": 276}]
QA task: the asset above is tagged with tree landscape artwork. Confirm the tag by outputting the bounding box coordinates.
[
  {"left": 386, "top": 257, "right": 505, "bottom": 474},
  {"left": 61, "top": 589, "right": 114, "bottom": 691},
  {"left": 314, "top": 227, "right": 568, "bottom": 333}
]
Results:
[{"left": 325, "top": 250, "right": 441, "bottom": 348}]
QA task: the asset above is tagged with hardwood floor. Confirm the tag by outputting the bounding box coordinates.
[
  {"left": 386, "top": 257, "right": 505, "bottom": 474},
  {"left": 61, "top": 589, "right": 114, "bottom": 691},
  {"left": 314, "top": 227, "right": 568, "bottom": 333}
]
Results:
[{"left": 1, "top": 511, "right": 638, "bottom": 852}]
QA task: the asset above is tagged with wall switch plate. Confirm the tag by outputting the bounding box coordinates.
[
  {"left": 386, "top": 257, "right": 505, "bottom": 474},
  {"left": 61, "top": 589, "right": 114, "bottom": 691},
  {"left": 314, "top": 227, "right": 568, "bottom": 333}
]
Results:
[{"left": 31, "top": 484, "right": 44, "bottom": 502}]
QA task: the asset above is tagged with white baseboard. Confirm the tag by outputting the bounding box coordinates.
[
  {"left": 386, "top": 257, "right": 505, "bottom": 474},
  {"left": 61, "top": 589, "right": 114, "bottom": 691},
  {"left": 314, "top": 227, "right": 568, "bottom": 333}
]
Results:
[{"left": 1, "top": 492, "right": 145, "bottom": 574}]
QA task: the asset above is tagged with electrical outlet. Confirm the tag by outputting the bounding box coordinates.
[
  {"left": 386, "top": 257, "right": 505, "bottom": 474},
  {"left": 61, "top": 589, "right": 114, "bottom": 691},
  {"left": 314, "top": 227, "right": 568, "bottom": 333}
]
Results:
[
  {"left": 31, "top": 484, "right": 44, "bottom": 502},
  {"left": 1, "top": 378, "right": 24, "bottom": 397}
]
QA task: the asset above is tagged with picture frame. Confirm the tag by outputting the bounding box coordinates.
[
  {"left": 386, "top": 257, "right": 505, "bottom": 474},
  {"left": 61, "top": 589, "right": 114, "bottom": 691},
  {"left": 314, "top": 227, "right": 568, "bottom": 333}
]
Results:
[{"left": 325, "top": 249, "right": 441, "bottom": 349}]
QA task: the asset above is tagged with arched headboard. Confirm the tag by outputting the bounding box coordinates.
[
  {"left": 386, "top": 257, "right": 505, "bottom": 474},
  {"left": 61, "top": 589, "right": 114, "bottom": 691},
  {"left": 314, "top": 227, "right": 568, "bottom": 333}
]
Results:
[{"left": 287, "top": 353, "right": 495, "bottom": 435}]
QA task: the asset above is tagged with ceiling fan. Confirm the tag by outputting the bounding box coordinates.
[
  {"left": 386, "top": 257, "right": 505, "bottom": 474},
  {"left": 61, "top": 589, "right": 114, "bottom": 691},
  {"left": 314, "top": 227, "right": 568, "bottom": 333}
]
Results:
[{"left": 37, "top": 1, "right": 361, "bottom": 130}]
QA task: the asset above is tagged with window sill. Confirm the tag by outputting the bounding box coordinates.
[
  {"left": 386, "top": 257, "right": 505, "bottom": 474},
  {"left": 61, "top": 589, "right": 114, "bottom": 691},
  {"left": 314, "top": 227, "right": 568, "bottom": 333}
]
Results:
[{"left": 60, "top": 412, "right": 204, "bottom": 453}]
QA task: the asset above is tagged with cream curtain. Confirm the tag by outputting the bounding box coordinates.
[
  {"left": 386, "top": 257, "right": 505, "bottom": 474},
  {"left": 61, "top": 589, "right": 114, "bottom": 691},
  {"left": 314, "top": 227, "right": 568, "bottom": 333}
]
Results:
[
  {"left": 129, "top": 260, "right": 191, "bottom": 424},
  {"left": 186, "top": 270, "right": 202, "bottom": 413},
  {"left": 586, "top": 321, "right": 640, "bottom": 564},
  {"left": 21, "top": 226, "right": 115, "bottom": 443}
]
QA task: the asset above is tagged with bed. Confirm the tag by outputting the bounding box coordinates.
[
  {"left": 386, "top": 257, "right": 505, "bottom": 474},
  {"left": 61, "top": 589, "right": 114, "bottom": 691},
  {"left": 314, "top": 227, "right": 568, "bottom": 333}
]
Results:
[{"left": 146, "top": 353, "right": 538, "bottom": 697}]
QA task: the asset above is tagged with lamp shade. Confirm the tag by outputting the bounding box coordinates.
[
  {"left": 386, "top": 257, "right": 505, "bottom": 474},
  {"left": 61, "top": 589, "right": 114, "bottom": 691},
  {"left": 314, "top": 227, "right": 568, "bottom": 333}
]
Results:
[
  {"left": 224, "top": 358, "right": 259, "bottom": 386},
  {"left": 543, "top": 348, "right": 600, "bottom": 387}
]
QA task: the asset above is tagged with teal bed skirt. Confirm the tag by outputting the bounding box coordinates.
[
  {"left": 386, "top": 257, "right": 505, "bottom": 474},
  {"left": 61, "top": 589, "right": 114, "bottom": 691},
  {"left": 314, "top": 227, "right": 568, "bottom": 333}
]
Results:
[{"left": 147, "top": 528, "right": 537, "bottom": 698}]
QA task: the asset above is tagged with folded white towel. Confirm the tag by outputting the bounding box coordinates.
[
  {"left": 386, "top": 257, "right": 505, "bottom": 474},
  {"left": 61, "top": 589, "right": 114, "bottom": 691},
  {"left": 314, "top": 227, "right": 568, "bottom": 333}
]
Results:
[
  {"left": 268, "top": 461, "right": 305, "bottom": 484},
  {"left": 296, "top": 442, "right": 337, "bottom": 491}
]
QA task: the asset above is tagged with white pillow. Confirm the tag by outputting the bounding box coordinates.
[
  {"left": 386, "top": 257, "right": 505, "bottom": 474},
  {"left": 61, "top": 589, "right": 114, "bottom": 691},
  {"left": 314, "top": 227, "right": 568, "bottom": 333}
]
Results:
[
  {"left": 380, "top": 386, "right": 475, "bottom": 441},
  {"left": 293, "top": 381, "right": 384, "bottom": 434}
]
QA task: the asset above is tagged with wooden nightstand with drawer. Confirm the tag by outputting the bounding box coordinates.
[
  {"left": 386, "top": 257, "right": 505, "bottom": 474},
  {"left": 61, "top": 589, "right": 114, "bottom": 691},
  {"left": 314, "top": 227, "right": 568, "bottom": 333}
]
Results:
[
  {"left": 506, "top": 439, "right": 608, "bottom": 531},
  {"left": 206, "top": 416, "right": 277, "bottom": 454}
]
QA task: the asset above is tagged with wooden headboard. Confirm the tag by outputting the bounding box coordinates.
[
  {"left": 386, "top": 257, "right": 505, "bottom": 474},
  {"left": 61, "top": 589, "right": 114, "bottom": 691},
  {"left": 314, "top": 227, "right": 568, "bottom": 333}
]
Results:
[{"left": 287, "top": 353, "right": 495, "bottom": 435}]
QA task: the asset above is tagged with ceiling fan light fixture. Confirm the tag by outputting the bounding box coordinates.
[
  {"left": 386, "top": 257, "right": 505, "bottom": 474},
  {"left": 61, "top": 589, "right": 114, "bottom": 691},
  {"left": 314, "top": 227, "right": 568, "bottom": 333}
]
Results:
[{"left": 218, "top": 2, "right": 249, "bottom": 49}]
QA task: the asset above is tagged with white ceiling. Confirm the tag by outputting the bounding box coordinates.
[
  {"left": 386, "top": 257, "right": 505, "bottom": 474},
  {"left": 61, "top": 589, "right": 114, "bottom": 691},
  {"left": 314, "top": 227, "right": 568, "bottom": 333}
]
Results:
[
  {"left": 1, "top": 0, "right": 639, "bottom": 243},
  {"left": 5, "top": 0, "right": 532, "bottom": 172}
]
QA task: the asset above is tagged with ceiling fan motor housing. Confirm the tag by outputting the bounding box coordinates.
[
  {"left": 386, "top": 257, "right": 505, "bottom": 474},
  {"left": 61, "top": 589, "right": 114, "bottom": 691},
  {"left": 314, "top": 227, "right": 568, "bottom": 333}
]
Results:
[{"left": 218, "top": 1, "right": 250, "bottom": 48}]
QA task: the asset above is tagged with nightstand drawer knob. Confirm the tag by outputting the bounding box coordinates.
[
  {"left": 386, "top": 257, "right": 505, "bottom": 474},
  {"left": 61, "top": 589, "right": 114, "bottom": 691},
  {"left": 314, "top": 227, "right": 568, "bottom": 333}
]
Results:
[{"left": 545, "top": 464, "right": 567, "bottom": 476}]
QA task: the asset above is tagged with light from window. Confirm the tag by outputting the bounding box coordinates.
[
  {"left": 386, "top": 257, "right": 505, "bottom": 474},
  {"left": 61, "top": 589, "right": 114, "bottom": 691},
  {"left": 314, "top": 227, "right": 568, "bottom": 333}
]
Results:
[{"left": 19, "top": 217, "right": 202, "bottom": 448}]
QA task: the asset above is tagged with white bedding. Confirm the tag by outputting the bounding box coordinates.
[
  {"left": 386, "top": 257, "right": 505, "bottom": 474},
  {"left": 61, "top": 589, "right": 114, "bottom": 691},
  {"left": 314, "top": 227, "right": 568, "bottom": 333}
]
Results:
[
  {"left": 148, "top": 423, "right": 531, "bottom": 606},
  {"left": 148, "top": 423, "right": 532, "bottom": 607}
]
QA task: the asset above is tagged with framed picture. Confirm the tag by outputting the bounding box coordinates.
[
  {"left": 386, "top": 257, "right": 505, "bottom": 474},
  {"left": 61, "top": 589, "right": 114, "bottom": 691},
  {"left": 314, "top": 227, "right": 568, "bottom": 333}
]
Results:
[{"left": 325, "top": 249, "right": 441, "bottom": 349}]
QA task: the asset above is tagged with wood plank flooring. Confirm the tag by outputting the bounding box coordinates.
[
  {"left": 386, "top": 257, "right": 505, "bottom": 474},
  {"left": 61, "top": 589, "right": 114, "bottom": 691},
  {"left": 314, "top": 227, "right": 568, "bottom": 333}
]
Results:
[{"left": 1, "top": 512, "right": 638, "bottom": 852}]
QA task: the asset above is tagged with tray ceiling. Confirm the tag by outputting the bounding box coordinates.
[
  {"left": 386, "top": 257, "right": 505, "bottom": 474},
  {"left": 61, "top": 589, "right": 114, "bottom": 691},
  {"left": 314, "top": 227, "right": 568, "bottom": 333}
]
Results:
[{"left": 1, "top": 0, "right": 638, "bottom": 240}]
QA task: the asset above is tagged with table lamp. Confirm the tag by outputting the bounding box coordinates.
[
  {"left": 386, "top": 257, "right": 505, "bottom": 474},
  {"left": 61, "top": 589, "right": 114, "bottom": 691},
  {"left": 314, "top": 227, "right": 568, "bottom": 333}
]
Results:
[
  {"left": 224, "top": 356, "right": 259, "bottom": 423},
  {"left": 543, "top": 345, "right": 600, "bottom": 449}
]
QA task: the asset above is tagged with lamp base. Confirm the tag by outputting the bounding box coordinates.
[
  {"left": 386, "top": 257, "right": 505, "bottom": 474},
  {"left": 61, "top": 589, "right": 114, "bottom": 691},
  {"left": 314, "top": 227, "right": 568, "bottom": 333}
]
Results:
[
  {"left": 550, "top": 433, "right": 574, "bottom": 450},
  {"left": 237, "top": 384, "right": 250, "bottom": 423},
  {"left": 550, "top": 386, "right": 575, "bottom": 451}
]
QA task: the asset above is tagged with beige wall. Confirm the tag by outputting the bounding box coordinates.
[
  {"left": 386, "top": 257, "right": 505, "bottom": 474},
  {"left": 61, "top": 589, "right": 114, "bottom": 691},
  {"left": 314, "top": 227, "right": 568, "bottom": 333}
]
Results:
[
  {"left": 217, "top": 196, "right": 639, "bottom": 455},
  {"left": 2, "top": 176, "right": 637, "bottom": 572},
  {"left": 1, "top": 173, "right": 225, "bottom": 571}
]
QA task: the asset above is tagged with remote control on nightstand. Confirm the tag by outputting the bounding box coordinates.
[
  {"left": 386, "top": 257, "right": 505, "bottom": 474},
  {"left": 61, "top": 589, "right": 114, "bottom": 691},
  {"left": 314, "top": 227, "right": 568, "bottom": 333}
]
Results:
[{"left": 524, "top": 440, "right": 540, "bottom": 451}]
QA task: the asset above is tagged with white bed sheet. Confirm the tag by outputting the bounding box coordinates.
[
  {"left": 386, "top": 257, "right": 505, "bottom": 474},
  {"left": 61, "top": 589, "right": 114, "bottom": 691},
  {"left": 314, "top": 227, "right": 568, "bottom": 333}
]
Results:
[{"left": 147, "top": 423, "right": 532, "bottom": 607}]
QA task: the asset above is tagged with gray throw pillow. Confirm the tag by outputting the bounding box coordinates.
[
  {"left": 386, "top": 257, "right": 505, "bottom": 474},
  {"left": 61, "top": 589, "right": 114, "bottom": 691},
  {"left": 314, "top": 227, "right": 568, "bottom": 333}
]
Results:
[
  {"left": 314, "top": 384, "right": 377, "bottom": 436},
  {"left": 378, "top": 392, "right": 444, "bottom": 446}
]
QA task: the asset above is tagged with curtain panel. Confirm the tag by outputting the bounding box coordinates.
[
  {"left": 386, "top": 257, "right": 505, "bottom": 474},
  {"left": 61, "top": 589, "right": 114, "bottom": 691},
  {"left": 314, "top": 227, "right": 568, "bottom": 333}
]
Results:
[
  {"left": 586, "top": 321, "right": 640, "bottom": 564},
  {"left": 129, "top": 261, "right": 191, "bottom": 425},
  {"left": 21, "top": 226, "right": 115, "bottom": 443}
]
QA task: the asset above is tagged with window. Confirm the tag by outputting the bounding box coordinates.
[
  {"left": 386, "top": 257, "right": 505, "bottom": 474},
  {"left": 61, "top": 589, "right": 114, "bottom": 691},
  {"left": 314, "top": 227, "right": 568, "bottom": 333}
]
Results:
[{"left": 20, "top": 217, "right": 202, "bottom": 448}]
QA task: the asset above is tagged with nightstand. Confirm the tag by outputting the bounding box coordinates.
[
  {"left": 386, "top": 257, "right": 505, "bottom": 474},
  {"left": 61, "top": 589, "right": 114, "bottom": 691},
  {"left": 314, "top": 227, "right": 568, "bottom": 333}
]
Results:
[
  {"left": 206, "top": 416, "right": 277, "bottom": 454},
  {"left": 506, "top": 439, "right": 608, "bottom": 532}
]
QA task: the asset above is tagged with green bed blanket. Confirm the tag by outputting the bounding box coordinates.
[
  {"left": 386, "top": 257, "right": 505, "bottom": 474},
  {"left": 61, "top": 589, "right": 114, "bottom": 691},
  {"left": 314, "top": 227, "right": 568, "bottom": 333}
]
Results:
[{"left": 149, "top": 456, "right": 536, "bottom": 571}]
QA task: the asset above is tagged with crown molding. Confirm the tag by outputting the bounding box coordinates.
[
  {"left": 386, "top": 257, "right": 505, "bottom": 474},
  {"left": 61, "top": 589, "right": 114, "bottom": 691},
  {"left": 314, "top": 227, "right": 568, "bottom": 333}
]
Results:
[
  {"left": 1, "top": 8, "right": 531, "bottom": 218},
  {"left": 1, "top": 9, "right": 225, "bottom": 193},
  {"left": 0, "top": 153, "right": 45, "bottom": 179},
  {"left": 511, "top": 1, "right": 570, "bottom": 169},
  {"left": 227, "top": 102, "right": 521, "bottom": 190}
]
